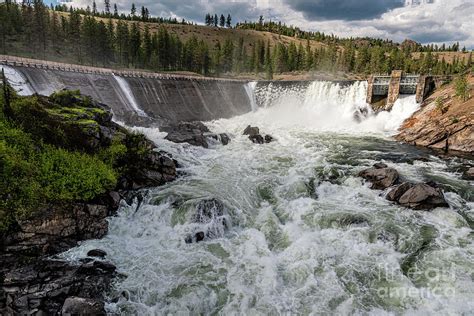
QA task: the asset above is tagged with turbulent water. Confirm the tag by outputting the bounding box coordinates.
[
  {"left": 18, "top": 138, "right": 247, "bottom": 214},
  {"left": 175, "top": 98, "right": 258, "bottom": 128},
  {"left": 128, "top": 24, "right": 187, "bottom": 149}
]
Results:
[{"left": 57, "top": 81, "right": 473, "bottom": 315}]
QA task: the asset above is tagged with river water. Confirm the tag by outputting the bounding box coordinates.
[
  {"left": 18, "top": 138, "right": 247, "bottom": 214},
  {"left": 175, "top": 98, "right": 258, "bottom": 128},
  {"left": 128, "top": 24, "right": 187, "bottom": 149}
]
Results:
[{"left": 59, "top": 81, "right": 473, "bottom": 315}]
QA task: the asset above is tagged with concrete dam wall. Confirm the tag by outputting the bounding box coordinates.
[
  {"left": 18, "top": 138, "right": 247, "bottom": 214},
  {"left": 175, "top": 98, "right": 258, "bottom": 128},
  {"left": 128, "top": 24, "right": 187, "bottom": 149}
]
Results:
[{"left": 2, "top": 64, "right": 253, "bottom": 125}]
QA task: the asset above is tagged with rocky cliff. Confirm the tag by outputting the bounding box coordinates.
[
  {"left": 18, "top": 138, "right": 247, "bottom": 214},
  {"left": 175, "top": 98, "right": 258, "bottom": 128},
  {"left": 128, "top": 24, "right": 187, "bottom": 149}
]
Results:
[{"left": 396, "top": 74, "right": 474, "bottom": 154}]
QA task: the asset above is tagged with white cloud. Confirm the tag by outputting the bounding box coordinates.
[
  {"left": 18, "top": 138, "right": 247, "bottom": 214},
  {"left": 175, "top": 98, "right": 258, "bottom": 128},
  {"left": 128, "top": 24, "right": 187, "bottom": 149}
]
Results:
[{"left": 60, "top": 0, "right": 474, "bottom": 49}]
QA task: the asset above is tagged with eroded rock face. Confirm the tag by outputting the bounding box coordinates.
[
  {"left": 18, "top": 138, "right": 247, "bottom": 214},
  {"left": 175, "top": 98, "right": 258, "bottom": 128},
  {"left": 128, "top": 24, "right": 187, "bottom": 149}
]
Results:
[
  {"left": 163, "top": 121, "right": 230, "bottom": 148},
  {"left": 0, "top": 203, "right": 113, "bottom": 273},
  {"left": 395, "top": 75, "right": 474, "bottom": 154},
  {"left": 358, "top": 164, "right": 400, "bottom": 190},
  {"left": 398, "top": 183, "right": 449, "bottom": 210},
  {"left": 0, "top": 259, "right": 115, "bottom": 315}
]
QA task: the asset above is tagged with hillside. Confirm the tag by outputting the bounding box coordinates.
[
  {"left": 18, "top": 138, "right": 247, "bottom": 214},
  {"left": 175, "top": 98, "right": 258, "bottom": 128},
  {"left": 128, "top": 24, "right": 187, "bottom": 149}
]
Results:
[{"left": 1, "top": 2, "right": 472, "bottom": 79}]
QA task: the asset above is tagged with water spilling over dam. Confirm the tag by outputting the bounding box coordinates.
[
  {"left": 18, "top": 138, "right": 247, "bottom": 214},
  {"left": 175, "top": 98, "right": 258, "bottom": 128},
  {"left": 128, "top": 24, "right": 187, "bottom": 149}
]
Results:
[{"left": 2, "top": 62, "right": 473, "bottom": 315}]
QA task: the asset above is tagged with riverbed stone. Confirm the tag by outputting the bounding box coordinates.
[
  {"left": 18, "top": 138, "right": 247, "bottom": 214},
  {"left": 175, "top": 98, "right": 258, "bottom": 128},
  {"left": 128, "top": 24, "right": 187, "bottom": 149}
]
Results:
[
  {"left": 386, "top": 182, "right": 413, "bottom": 202},
  {"left": 243, "top": 125, "right": 260, "bottom": 136},
  {"left": 358, "top": 164, "right": 399, "bottom": 190},
  {"left": 163, "top": 121, "right": 230, "bottom": 148},
  {"left": 398, "top": 183, "right": 449, "bottom": 210},
  {"left": 249, "top": 134, "right": 265, "bottom": 144}
]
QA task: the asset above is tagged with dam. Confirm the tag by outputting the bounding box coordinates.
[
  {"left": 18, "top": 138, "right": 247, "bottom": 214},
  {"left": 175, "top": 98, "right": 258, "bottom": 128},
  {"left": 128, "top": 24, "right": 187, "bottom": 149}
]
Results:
[
  {"left": 0, "top": 55, "right": 252, "bottom": 125},
  {"left": 1, "top": 55, "right": 434, "bottom": 126}
]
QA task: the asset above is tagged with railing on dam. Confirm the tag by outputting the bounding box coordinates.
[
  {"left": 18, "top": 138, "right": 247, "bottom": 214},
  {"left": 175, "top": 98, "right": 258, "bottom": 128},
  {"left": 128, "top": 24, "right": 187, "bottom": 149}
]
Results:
[{"left": 0, "top": 55, "right": 248, "bottom": 83}]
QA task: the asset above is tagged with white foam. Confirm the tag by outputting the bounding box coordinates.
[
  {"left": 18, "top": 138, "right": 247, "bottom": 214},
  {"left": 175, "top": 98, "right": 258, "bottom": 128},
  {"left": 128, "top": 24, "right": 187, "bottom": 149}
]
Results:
[
  {"left": 0, "top": 65, "right": 34, "bottom": 96},
  {"left": 244, "top": 81, "right": 258, "bottom": 112},
  {"left": 112, "top": 74, "right": 148, "bottom": 117}
]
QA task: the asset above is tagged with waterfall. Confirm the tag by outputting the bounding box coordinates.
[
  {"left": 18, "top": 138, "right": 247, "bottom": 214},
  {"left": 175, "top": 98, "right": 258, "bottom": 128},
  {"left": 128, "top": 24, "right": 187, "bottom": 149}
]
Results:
[
  {"left": 112, "top": 74, "right": 148, "bottom": 117},
  {"left": 0, "top": 65, "right": 34, "bottom": 96},
  {"left": 251, "top": 80, "right": 420, "bottom": 134},
  {"left": 244, "top": 81, "right": 258, "bottom": 112}
]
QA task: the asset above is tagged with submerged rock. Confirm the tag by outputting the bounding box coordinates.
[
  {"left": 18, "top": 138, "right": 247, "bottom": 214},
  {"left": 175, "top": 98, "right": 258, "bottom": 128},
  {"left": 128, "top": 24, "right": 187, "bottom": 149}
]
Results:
[
  {"left": 185, "top": 199, "right": 229, "bottom": 243},
  {"left": 87, "top": 249, "right": 107, "bottom": 258},
  {"left": 243, "top": 125, "right": 274, "bottom": 145},
  {"left": 163, "top": 121, "right": 230, "bottom": 148},
  {"left": 249, "top": 134, "right": 265, "bottom": 144},
  {"left": 358, "top": 164, "right": 399, "bottom": 190},
  {"left": 61, "top": 297, "right": 106, "bottom": 316}
]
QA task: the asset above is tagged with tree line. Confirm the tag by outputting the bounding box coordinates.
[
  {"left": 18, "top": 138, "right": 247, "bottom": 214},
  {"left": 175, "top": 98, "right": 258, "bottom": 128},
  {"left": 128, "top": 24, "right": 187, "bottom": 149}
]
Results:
[
  {"left": 0, "top": 1, "right": 472, "bottom": 78},
  {"left": 205, "top": 13, "right": 232, "bottom": 28}
]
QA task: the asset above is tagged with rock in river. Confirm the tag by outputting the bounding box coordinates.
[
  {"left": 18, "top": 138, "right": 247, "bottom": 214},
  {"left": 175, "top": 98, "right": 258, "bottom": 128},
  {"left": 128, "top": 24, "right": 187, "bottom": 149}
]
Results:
[{"left": 358, "top": 164, "right": 400, "bottom": 190}]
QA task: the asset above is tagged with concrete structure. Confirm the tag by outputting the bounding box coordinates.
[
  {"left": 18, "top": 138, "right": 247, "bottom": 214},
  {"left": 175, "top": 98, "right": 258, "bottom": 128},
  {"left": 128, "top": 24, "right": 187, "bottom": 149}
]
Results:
[{"left": 366, "top": 71, "right": 450, "bottom": 109}]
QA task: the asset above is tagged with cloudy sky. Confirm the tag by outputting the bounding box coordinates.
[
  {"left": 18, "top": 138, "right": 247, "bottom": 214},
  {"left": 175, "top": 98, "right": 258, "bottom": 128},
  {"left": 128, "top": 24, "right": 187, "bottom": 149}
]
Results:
[{"left": 52, "top": 0, "right": 474, "bottom": 49}]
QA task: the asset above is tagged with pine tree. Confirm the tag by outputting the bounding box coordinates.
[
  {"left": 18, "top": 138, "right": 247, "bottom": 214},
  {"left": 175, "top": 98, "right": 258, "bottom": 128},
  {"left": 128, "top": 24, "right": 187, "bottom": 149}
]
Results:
[
  {"left": 205, "top": 13, "right": 211, "bottom": 26},
  {"left": 214, "top": 14, "right": 218, "bottom": 27},
  {"left": 113, "top": 4, "right": 118, "bottom": 18},
  {"left": 226, "top": 14, "right": 232, "bottom": 28},
  {"left": 129, "top": 22, "right": 141, "bottom": 66},
  {"left": 92, "top": 1, "right": 97, "bottom": 15},
  {"left": 265, "top": 41, "right": 273, "bottom": 80},
  {"left": 219, "top": 14, "right": 225, "bottom": 27},
  {"left": 130, "top": 3, "right": 136, "bottom": 18},
  {"left": 454, "top": 75, "right": 470, "bottom": 102},
  {"left": 104, "top": 0, "right": 110, "bottom": 16}
]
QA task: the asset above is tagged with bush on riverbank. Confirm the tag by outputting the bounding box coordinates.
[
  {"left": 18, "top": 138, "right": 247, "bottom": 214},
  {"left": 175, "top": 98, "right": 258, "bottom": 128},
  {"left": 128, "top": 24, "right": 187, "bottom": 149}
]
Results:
[{"left": 0, "top": 90, "right": 148, "bottom": 232}]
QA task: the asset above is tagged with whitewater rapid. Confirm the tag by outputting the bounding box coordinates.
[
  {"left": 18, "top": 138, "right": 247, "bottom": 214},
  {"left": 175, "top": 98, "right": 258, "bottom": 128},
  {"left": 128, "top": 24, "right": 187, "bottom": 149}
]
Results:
[{"left": 58, "top": 80, "right": 473, "bottom": 315}]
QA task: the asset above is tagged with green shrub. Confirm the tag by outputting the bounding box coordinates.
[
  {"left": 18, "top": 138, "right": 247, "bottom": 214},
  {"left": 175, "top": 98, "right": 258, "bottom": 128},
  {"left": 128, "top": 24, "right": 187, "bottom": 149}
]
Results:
[
  {"left": 39, "top": 146, "right": 117, "bottom": 202},
  {"left": 454, "top": 75, "right": 470, "bottom": 102},
  {"left": 49, "top": 89, "right": 92, "bottom": 108}
]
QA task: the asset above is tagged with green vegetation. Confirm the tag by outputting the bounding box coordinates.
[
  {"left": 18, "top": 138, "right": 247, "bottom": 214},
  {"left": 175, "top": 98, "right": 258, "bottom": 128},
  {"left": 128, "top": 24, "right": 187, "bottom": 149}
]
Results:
[
  {"left": 0, "top": 87, "right": 149, "bottom": 232},
  {"left": 435, "top": 97, "right": 448, "bottom": 114},
  {"left": 454, "top": 75, "right": 470, "bottom": 102},
  {"left": 0, "top": 1, "right": 472, "bottom": 77}
]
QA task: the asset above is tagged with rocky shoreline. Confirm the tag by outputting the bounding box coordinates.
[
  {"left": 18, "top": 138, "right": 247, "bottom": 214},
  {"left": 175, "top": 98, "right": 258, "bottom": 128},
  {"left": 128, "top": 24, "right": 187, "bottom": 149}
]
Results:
[
  {"left": 0, "top": 92, "right": 179, "bottom": 315},
  {"left": 396, "top": 74, "right": 473, "bottom": 154}
]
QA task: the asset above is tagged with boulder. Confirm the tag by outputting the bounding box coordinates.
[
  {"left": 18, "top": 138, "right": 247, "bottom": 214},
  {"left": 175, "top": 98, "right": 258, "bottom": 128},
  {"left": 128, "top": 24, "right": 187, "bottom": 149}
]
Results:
[
  {"left": 358, "top": 164, "right": 399, "bottom": 190},
  {"left": 463, "top": 167, "right": 474, "bottom": 180},
  {"left": 61, "top": 297, "right": 106, "bottom": 316},
  {"left": 243, "top": 125, "right": 260, "bottom": 136},
  {"left": 386, "top": 182, "right": 413, "bottom": 202},
  {"left": 249, "top": 134, "right": 265, "bottom": 144},
  {"left": 398, "top": 183, "right": 449, "bottom": 210},
  {"left": 163, "top": 121, "right": 230, "bottom": 148}
]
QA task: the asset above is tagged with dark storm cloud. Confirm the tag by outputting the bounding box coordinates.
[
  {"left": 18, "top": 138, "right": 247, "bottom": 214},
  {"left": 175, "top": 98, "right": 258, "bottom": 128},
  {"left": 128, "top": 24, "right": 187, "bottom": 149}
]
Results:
[{"left": 283, "top": 0, "right": 405, "bottom": 21}]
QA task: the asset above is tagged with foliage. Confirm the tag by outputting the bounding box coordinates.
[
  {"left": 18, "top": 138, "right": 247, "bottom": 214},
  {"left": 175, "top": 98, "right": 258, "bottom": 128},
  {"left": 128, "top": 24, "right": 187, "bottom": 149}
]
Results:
[
  {"left": 435, "top": 97, "right": 448, "bottom": 114},
  {"left": 0, "top": 92, "right": 150, "bottom": 232},
  {"left": 0, "top": 1, "right": 470, "bottom": 77},
  {"left": 39, "top": 146, "right": 117, "bottom": 201},
  {"left": 454, "top": 75, "right": 470, "bottom": 102}
]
